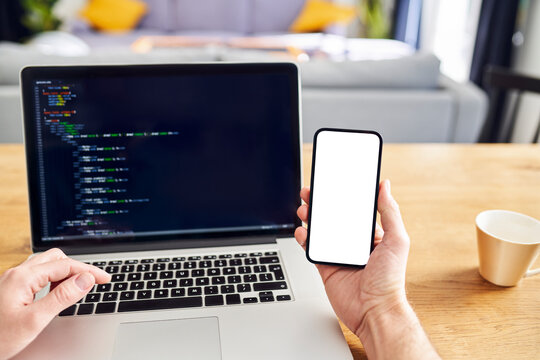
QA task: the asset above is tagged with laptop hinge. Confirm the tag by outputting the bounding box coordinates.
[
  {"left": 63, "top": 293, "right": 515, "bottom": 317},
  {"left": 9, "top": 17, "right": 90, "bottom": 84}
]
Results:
[{"left": 50, "top": 236, "right": 278, "bottom": 256}]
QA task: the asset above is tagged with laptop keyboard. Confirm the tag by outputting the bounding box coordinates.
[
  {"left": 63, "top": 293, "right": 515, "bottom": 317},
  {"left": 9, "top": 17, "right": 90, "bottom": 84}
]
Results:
[{"left": 58, "top": 251, "right": 293, "bottom": 316}]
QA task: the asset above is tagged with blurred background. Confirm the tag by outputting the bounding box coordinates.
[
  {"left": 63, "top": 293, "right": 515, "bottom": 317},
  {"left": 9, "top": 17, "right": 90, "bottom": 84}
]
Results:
[{"left": 0, "top": 0, "right": 538, "bottom": 144}]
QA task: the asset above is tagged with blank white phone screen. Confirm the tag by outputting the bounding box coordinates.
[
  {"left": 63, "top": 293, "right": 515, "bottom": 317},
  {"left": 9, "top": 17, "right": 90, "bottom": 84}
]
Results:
[{"left": 307, "top": 130, "right": 381, "bottom": 266}]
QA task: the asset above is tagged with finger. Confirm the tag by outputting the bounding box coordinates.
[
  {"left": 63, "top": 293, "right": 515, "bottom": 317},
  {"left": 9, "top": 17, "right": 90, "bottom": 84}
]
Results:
[
  {"left": 31, "top": 272, "right": 95, "bottom": 329},
  {"left": 300, "top": 187, "right": 310, "bottom": 205},
  {"left": 30, "top": 258, "right": 110, "bottom": 292},
  {"left": 374, "top": 223, "right": 384, "bottom": 241},
  {"left": 296, "top": 204, "right": 309, "bottom": 223},
  {"left": 294, "top": 226, "right": 307, "bottom": 251},
  {"left": 23, "top": 248, "right": 67, "bottom": 266},
  {"left": 378, "top": 180, "right": 409, "bottom": 246}
]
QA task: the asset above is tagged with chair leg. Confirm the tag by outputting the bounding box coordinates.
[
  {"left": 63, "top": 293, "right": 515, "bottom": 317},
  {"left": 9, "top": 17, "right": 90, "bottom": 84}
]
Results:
[{"left": 532, "top": 114, "right": 540, "bottom": 144}]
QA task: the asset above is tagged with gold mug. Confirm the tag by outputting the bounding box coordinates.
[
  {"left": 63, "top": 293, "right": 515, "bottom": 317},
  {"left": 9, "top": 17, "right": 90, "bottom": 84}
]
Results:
[{"left": 476, "top": 210, "right": 540, "bottom": 286}]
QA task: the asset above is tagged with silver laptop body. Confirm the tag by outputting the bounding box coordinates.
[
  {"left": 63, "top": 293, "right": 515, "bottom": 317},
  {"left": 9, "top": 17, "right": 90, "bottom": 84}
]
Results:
[{"left": 17, "top": 63, "right": 352, "bottom": 360}]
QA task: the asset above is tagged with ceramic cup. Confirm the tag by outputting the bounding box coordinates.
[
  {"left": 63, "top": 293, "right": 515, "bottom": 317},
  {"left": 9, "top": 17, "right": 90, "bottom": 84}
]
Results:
[{"left": 476, "top": 210, "right": 540, "bottom": 286}]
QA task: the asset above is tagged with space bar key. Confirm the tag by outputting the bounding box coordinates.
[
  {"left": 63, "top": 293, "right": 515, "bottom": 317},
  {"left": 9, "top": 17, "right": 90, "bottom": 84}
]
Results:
[{"left": 118, "top": 297, "right": 203, "bottom": 312}]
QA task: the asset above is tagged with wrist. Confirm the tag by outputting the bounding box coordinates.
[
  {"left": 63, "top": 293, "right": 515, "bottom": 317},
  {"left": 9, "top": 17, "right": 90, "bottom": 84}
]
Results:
[{"left": 356, "top": 293, "right": 411, "bottom": 341}]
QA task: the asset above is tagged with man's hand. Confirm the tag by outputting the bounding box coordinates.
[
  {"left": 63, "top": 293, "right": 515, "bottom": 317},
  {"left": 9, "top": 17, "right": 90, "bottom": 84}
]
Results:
[
  {"left": 0, "top": 248, "right": 111, "bottom": 360},
  {"left": 295, "top": 180, "right": 440, "bottom": 359}
]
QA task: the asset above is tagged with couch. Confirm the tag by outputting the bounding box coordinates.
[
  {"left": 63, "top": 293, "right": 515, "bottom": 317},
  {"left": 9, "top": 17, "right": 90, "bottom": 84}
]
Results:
[{"left": 0, "top": 42, "right": 487, "bottom": 143}]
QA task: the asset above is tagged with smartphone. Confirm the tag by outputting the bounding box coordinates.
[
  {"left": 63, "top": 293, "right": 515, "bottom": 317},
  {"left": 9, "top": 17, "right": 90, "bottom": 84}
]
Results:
[{"left": 306, "top": 128, "right": 382, "bottom": 268}]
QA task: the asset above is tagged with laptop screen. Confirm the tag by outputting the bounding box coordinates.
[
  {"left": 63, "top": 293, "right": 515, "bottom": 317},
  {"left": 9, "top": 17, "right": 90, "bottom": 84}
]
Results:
[{"left": 21, "top": 63, "right": 301, "bottom": 251}]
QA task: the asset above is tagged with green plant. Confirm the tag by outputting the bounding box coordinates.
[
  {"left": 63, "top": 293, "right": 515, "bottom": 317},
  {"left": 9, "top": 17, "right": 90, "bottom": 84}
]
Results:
[
  {"left": 358, "top": 0, "right": 392, "bottom": 39},
  {"left": 21, "top": 0, "right": 61, "bottom": 34}
]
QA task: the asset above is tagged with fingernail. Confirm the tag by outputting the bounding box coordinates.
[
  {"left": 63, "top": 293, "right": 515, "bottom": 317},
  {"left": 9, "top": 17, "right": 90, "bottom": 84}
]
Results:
[{"left": 75, "top": 272, "right": 94, "bottom": 291}]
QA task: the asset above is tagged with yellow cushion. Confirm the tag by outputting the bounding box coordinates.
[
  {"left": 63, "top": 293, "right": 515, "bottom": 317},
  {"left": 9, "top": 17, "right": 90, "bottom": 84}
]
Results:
[
  {"left": 290, "top": 0, "right": 356, "bottom": 33},
  {"left": 80, "top": 0, "right": 148, "bottom": 32}
]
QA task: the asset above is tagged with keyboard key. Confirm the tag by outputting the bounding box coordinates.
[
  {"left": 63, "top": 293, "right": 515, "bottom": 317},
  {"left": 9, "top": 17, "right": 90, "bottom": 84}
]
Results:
[
  {"left": 160, "top": 271, "right": 173, "bottom": 279},
  {"left": 77, "top": 303, "right": 94, "bottom": 315},
  {"left": 237, "top": 284, "right": 251, "bottom": 292},
  {"left": 85, "top": 293, "right": 101, "bottom": 303},
  {"left": 59, "top": 305, "right": 77, "bottom": 316},
  {"left": 105, "top": 266, "right": 119, "bottom": 274},
  {"left": 259, "top": 273, "right": 273, "bottom": 282},
  {"left": 96, "top": 283, "right": 111, "bottom": 292},
  {"left": 113, "top": 282, "right": 128, "bottom": 291},
  {"left": 244, "top": 258, "right": 257, "bottom": 265},
  {"left": 141, "top": 259, "right": 154, "bottom": 263},
  {"left": 92, "top": 261, "right": 106, "bottom": 266},
  {"left": 253, "top": 281, "right": 288, "bottom": 292},
  {"left": 273, "top": 271, "right": 285, "bottom": 280},
  {"left": 171, "top": 288, "right": 185, "bottom": 297},
  {"left": 172, "top": 257, "right": 185, "bottom": 262},
  {"left": 249, "top": 252, "right": 263, "bottom": 257},
  {"left": 219, "top": 254, "right": 232, "bottom": 259},
  {"left": 130, "top": 281, "right": 144, "bottom": 290},
  {"left": 147, "top": 280, "right": 161, "bottom": 289},
  {"left": 152, "top": 263, "right": 165, "bottom": 271},
  {"left": 243, "top": 297, "right": 258, "bottom": 304},
  {"left": 212, "top": 276, "right": 225, "bottom": 285},
  {"left": 200, "top": 261, "right": 212, "bottom": 269},
  {"left": 238, "top": 266, "right": 251, "bottom": 274},
  {"left": 154, "top": 289, "right": 169, "bottom": 298},
  {"left": 111, "top": 274, "right": 125, "bottom": 282},
  {"left": 203, "top": 255, "right": 216, "bottom": 260},
  {"left": 259, "top": 292, "right": 275, "bottom": 302},
  {"left": 226, "top": 294, "right": 241, "bottom": 305},
  {"left": 254, "top": 265, "right": 267, "bottom": 273},
  {"left": 207, "top": 268, "right": 220, "bottom": 276},
  {"left": 184, "top": 262, "right": 196, "bottom": 269},
  {"left": 137, "top": 264, "right": 150, "bottom": 272},
  {"left": 180, "top": 279, "right": 193, "bottom": 287},
  {"left": 127, "top": 273, "right": 142, "bottom": 281},
  {"left": 220, "top": 285, "right": 235, "bottom": 294},
  {"left": 108, "top": 260, "right": 122, "bottom": 265},
  {"left": 196, "top": 277, "right": 209, "bottom": 286},
  {"left": 157, "top": 258, "right": 170, "bottom": 263},
  {"left": 227, "top": 275, "right": 241, "bottom": 284},
  {"left": 214, "top": 260, "right": 227, "bottom": 267},
  {"left": 103, "top": 292, "right": 118, "bottom": 301},
  {"left": 95, "top": 302, "right": 116, "bottom": 314},
  {"left": 163, "top": 279, "right": 177, "bottom": 288},
  {"left": 234, "top": 253, "right": 247, "bottom": 258},
  {"left": 121, "top": 265, "right": 134, "bottom": 273},
  {"left": 137, "top": 290, "right": 152, "bottom": 299},
  {"left": 243, "top": 274, "right": 257, "bottom": 282},
  {"left": 260, "top": 257, "right": 279, "bottom": 264},
  {"left": 120, "top": 291, "right": 135, "bottom": 301},
  {"left": 188, "top": 287, "right": 202, "bottom": 296},
  {"left": 204, "top": 286, "right": 219, "bottom": 295},
  {"left": 175, "top": 270, "right": 188, "bottom": 278},
  {"left": 269, "top": 265, "right": 281, "bottom": 271},
  {"left": 223, "top": 267, "right": 236, "bottom": 275},
  {"left": 168, "top": 262, "right": 182, "bottom": 270},
  {"left": 229, "top": 259, "right": 242, "bottom": 266},
  {"left": 277, "top": 295, "right": 291, "bottom": 301},
  {"left": 264, "top": 251, "right": 277, "bottom": 256},
  {"left": 188, "top": 256, "right": 201, "bottom": 260},
  {"left": 125, "top": 259, "right": 138, "bottom": 264},
  {"left": 143, "top": 272, "right": 157, "bottom": 280},
  {"left": 118, "top": 297, "right": 202, "bottom": 312},
  {"left": 192, "top": 269, "right": 205, "bottom": 277},
  {"left": 205, "top": 295, "right": 224, "bottom": 306}
]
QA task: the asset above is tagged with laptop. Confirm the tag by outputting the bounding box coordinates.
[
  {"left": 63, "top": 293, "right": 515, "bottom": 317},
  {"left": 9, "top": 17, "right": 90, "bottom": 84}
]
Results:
[{"left": 18, "top": 63, "right": 352, "bottom": 360}]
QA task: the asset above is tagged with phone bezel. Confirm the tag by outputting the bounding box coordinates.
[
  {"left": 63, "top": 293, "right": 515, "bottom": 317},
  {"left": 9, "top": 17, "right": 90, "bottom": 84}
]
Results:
[{"left": 305, "top": 128, "right": 383, "bottom": 268}]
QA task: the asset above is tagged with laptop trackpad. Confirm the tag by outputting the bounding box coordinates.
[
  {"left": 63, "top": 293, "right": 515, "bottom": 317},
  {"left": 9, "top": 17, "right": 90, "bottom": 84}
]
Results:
[{"left": 112, "top": 317, "right": 221, "bottom": 360}]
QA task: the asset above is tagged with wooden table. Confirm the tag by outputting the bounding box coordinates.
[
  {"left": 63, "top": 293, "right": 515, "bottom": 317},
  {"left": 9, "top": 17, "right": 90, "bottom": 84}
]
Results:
[{"left": 1, "top": 144, "right": 540, "bottom": 359}]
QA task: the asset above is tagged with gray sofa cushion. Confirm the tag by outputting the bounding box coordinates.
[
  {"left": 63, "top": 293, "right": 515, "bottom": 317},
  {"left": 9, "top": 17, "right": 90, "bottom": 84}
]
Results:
[
  {"left": 299, "top": 52, "right": 441, "bottom": 89},
  {"left": 251, "top": 0, "right": 305, "bottom": 33},
  {"left": 139, "top": 0, "right": 176, "bottom": 31},
  {"left": 0, "top": 43, "right": 218, "bottom": 85},
  {"left": 173, "top": 0, "right": 251, "bottom": 33}
]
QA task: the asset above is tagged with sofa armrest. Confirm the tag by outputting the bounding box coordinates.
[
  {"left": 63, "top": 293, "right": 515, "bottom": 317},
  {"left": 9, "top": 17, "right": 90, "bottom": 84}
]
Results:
[{"left": 439, "top": 75, "right": 488, "bottom": 143}]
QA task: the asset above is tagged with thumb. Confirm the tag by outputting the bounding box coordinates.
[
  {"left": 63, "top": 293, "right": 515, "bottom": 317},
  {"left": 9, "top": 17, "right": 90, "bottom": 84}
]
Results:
[
  {"left": 378, "top": 180, "right": 409, "bottom": 246},
  {"left": 31, "top": 272, "right": 95, "bottom": 325}
]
